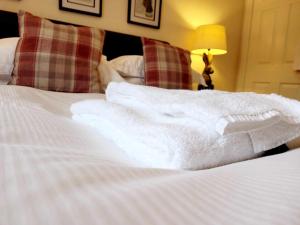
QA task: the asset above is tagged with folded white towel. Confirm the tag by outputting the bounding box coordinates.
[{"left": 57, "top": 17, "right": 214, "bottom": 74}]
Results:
[
  {"left": 71, "top": 99, "right": 262, "bottom": 170},
  {"left": 106, "top": 82, "right": 300, "bottom": 137}
]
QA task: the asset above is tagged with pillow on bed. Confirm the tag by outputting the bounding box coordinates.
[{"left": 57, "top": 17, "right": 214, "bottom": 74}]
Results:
[
  {"left": 10, "top": 11, "right": 105, "bottom": 93},
  {"left": 142, "top": 37, "right": 192, "bottom": 89},
  {"left": 107, "top": 55, "right": 205, "bottom": 87},
  {"left": 98, "top": 56, "right": 125, "bottom": 91},
  {"left": 108, "top": 55, "right": 144, "bottom": 78},
  {"left": 192, "top": 69, "right": 207, "bottom": 88},
  {"left": 0, "top": 37, "right": 20, "bottom": 83},
  {"left": 107, "top": 55, "right": 145, "bottom": 85},
  {"left": 122, "top": 77, "right": 144, "bottom": 85}
]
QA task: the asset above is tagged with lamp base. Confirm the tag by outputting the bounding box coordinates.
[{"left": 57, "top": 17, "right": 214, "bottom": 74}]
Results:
[{"left": 198, "top": 83, "right": 214, "bottom": 90}]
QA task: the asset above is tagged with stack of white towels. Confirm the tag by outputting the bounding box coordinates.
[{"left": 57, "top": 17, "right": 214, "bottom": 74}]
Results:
[{"left": 71, "top": 82, "right": 300, "bottom": 170}]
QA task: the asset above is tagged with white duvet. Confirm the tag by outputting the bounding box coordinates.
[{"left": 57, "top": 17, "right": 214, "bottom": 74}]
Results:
[{"left": 1, "top": 85, "right": 300, "bottom": 225}]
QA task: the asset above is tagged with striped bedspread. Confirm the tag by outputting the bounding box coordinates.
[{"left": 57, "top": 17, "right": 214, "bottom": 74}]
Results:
[{"left": 1, "top": 86, "right": 300, "bottom": 225}]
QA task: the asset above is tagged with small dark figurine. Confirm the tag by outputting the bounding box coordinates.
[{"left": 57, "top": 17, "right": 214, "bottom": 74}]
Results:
[{"left": 198, "top": 53, "right": 214, "bottom": 90}]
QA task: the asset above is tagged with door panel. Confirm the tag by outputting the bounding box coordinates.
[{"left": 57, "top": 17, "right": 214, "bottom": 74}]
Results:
[
  {"left": 257, "top": 9, "right": 276, "bottom": 63},
  {"left": 284, "top": 2, "right": 300, "bottom": 62},
  {"left": 243, "top": 0, "right": 300, "bottom": 100}
]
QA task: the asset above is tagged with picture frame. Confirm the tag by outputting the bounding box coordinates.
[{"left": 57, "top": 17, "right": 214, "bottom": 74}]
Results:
[
  {"left": 59, "top": 0, "right": 102, "bottom": 17},
  {"left": 127, "top": 0, "right": 162, "bottom": 29}
]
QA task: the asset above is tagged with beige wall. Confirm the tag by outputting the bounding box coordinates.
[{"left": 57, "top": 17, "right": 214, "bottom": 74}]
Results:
[{"left": 0, "top": 0, "right": 244, "bottom": 91}]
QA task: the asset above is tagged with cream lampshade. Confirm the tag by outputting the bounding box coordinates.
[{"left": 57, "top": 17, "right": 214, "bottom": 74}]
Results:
[
  {"left": 192, "top": 24, "right": 227, "bottom": 90},
  {"left": 192, "top": 24, "right": 227, "bottom": 56}
]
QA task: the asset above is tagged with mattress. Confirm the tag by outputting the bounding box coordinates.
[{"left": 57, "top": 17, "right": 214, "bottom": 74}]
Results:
[{"left": 1, "top": 85, "right": 300, "bottom": 225}]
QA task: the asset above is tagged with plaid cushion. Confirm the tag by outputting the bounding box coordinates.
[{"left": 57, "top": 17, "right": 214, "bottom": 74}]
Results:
[
  {"left": 142, "top": 38, "right": 192, "bottom": 89},
  {"left": 11, "top": 11, "right": 105, "bottom": 93}
]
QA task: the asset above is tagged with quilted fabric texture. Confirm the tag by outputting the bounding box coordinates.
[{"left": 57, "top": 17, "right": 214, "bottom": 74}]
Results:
[
  {"left": 142, "top": 37, "right": 192, "bottom": 89},
  {"left": 11, "top": 11, "right": 105, "bottom": 93}
]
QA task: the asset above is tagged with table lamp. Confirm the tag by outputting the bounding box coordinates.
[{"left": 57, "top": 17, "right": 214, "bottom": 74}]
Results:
[{"left": 192, "top": 24, "right": 227, "bottom": 90}]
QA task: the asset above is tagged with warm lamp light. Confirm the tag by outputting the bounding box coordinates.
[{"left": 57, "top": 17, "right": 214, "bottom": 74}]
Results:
[{"left": 192, "top": 24, "right": 227, "bottom": 90}]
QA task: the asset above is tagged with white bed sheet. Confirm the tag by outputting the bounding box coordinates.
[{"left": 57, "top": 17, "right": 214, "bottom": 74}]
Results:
[
  {"left": 0, "top": 85, "right": 138, "bottom": 167},
  {"left": 1, "top": 85, "right": 300, "bottom": 225}
]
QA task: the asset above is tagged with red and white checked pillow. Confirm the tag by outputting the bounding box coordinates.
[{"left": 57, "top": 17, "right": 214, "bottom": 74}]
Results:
[
  {"left": 142, "top": 38, "right": 192, "bottom": 89},
  {"left": 10, "top": 11, "right": 105, "bottom": 93}
]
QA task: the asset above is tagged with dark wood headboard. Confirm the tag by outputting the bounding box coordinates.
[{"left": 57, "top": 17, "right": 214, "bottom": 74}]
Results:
[{"left": 0, "top": 10, "right": 144, "bottom": 60}]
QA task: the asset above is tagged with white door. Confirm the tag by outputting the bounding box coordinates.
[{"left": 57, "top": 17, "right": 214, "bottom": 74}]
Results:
[{"left": 240, "top": 0, "right": 300, "bottom": 100}]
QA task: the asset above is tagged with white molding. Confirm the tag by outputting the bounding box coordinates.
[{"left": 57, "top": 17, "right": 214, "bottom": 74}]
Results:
[{"left": 235, "top": 0, "right": 255, "bottom": 91}]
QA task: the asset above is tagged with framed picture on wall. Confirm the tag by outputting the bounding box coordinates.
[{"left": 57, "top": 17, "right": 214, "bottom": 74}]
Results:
[
  {"left": 59, "top": 0, "right": 102, "bottom": 17},
  {"left": 127, "top": 0, "right": 162, "bottom": 29}
]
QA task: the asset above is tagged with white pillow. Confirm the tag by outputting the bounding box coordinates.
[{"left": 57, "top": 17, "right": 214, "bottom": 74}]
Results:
[
  {"left": 192, "top": 69, "right": 207, "bottom": 87},
  {"left": 98, "top": 56, "right": 125, "bottom": 92},
  {"left": 108, "top": 55, "right": 144, "bottom": 78},
  {"left": 0, "top": 37, "right": 20, "bottom": 83},
  {"left": 123, "top": 77, "right": 144, "bottom": 85}
]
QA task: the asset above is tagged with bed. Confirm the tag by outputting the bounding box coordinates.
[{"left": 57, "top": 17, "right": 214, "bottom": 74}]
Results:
[{"left": 1, "top": 10, "right": 300, "bottom": 225}]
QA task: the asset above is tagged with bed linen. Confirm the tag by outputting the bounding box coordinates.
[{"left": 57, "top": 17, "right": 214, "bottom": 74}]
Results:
[
  {"left": 1, "top": 85, "right": 300, "bottom": 225},
  {"left": 0, "top": 85, "right": 135, "bottom": 165}
]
